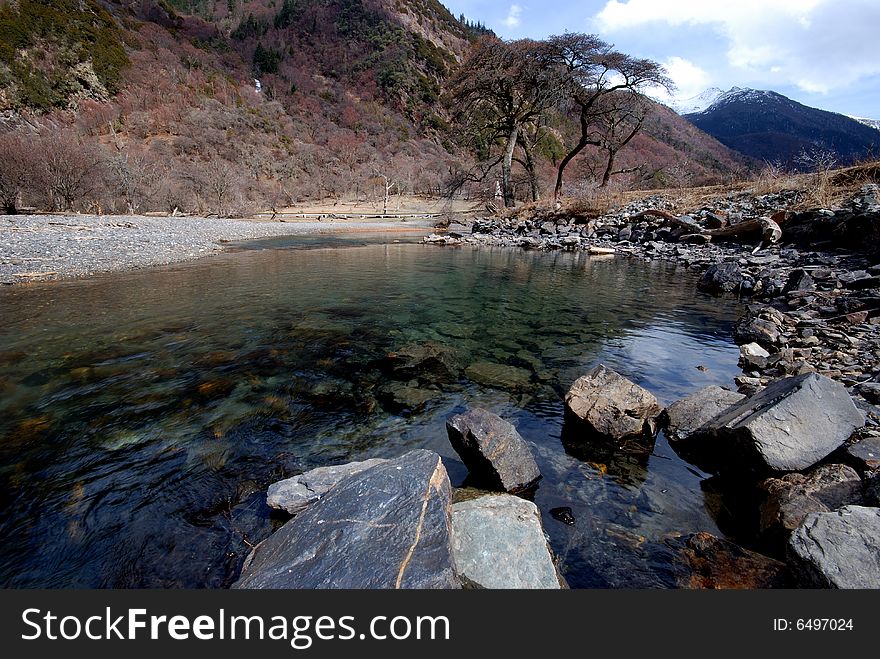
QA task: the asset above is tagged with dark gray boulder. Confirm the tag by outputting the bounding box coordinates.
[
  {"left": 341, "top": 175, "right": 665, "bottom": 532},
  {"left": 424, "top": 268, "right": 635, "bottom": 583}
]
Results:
[
  {"left": 759, "top": 464, "right": 863, "bottom": 540},
  {"left": 266, "top": 458, "right": 387, "bottom": 514},
  {"left": 451, "top": 495, "right": 563, "bottom": 589},
  {"left": 663, "top": 385, "right": 745, "bottom": 443},
  {"left": 710, "top": 373, "right": 865, "bottom": 472},
  {"left": 787, "top": 506, "right": 880, "bottom": 588},
  {"left": 233, "top": 450, "right": 458, "bottom": 589},
  {"left": 446, "top": 408, "right": 540, "bottom": 493},
  {"left": 564, "top": 364, "right": 661, "bottom": 442},
  {"left": 844, "top": 436, "right": 880, "bottom": 471},
  {"left": 698, "top": 262, "right": 743, "bottom": 294}
]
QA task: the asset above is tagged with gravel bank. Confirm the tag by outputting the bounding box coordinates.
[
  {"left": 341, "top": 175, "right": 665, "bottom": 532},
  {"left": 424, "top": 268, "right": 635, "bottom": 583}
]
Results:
[{"left": 0, "top": 214, "right": 434, "bottom": 284}]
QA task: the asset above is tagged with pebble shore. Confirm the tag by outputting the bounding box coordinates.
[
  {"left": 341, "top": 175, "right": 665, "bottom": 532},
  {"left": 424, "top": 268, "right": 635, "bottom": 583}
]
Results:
[{"left": 0, "top": 214, "right": 432, "bottom": 284}]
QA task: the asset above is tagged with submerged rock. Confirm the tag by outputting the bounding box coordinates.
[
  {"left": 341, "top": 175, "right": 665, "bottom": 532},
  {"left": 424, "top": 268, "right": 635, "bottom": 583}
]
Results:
[
  {"left": 665, "top": 532, "right": 789, "bottom": 589},
  {"left": 446, "top": 408, "right": 541, "bottom": 493},
  {"left": 266, "top": 458, "right": 388, "bottom": 514},
  {"left": 451, "top": 495, "right": 562, "bottom": 589},
  {"left": 234, "top": 450, "right": 458, "bottom": 589},
  {"left": 759, "top": 464, "right": 863, "bottom": 541},
  {"left": 464, "top": 361, "right": 532, "bottom": 391},
  {"left": 787, "top": 506, "right": 880, "bottom": 588},
  {"left": 710, "top": 373, "right": 865, "bottom": 473},
  {"left": 382, "top": 342, "right": 462, "bottom": 383},
  {"left": 564, "top": 365, "right": 661, "bottom": 442}
]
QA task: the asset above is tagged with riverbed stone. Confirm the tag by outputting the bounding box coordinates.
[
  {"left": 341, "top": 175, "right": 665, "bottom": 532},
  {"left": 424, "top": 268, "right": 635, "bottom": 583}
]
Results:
[
  {"left": 665, "top": 532, "right": 789, "bottom": 589},
  {"left": 564, "top": 365, "right": 661, "bottom": 441},
  {"left": 759, "top": 464, "right": 863, "bottom": 540},
  {"left": 234, "top": 450, "right": 458, "bottom": 589},
  {"left": 663, "top": 385, "right": 746, "bottom": 442},
  {"left": 464, "top": 361, "right": 532, "bottom": 390},
  {"left": 446, "top": 408, "right": 540, "bottom": 493},
  {"left": 787, "top": 506, "right": 880, "bottom": 588},
  {"left": 451, "top": 495, "right": 562, "bottom": 589},
  {"left": 266, "top": 458, "right": 388, "bottom": 514},
  {"left": 710, "top": 373, "right": 865, "bottom": 472}
]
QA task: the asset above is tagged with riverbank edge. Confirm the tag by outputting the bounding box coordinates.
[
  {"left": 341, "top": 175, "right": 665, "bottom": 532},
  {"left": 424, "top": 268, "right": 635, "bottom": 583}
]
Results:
[{"left": 0, "top": 214, "right": 438, "bottom": 285}]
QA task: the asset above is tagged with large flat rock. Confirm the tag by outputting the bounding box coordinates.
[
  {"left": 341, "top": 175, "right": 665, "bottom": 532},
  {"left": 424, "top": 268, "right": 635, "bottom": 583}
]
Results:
[
  {"left": 564, "top": 364, "right": 661, "bottom": 442},
  {"left": 446, "top": 408, "right": 540, "bottom": 493},
  {"left": 787, "top": 506, "right": 880, "bottom": 588},
  {"left": 266, "top": 458, "right": 388, "bottom": 514},
  {"left": 234, "top": 450, "right": 458, "bottom": 589},
  {"left": 710, "top": 373, "right": 864, "bottom": 472},
  {"left": 451, "top": 495, "right": 562, "bottom": 589}
]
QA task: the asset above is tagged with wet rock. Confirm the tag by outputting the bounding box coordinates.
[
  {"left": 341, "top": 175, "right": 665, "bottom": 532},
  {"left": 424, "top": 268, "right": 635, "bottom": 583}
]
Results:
[
  {"left": 266, "top": 458, "right": 388, "bottom": 514},
  {"left": 665, "top": 532, "right": 789, "bottom": 589},
  {"left": 787, "top": 506, "right": 880, "bottom": 588},
  {"left": 464, "top": 361, "right": 532, "bottom": 390},
  {"left": 234, "top": 450, "right": 458, "bottom": 589},
  {"left": 377, "top": 382, "right": 436, "bottom": 413},
  {"left": 698, "top": 262, "right": 743, "bottom": 294},
  {"left": 759, "top": 464, "right": 863, "bottom": 540},
  {"left": 711, "top": 373, "right": 865, "bottom": 472},
  {"left": 564, "top": 365, "right": 661, "bottom": 442},
  {"left": 739, "top": 342, "right": 770, "bottom": 369},
  {"left": 446, "top": 408, "right": 541, "bottom": 493},
  {"left": 663, "top": 385, "right": 745, "bottom": 443},
  {"left": 451, "top": 495, "right": 562, "bottom": 589}
]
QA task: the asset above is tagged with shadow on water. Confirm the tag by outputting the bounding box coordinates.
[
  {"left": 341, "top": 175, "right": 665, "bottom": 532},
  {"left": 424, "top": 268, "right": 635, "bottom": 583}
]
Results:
[{"left": 0, "top": 238, "right": 742, "bottom": 587}]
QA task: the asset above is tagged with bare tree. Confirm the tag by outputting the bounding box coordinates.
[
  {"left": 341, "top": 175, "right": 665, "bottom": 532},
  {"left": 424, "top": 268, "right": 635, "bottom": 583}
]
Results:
[
  {"left": 592, "top": 92, "right": 649, "bottom": 187},
  {"left": 37, "top": 132, "right": 100, "bottom": 211},
  {"left": 0, "top": 133, "right": 35, "bottom": 214},
  {"left": 543, "top": 33, "right": 671, "bottom": 200},
  {"left": 447, "top": 38, "right": 564, "bottom": 207}
]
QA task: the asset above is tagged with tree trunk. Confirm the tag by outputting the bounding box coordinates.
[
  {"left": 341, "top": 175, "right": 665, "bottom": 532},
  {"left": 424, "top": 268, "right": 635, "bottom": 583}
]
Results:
[
  {"left": 501, "top": 125, "right": 519, "bottom": 208},
  {"left": 521, "top": 139, "right": 540, "bottom": 202},
  {"left": 600, "top": 150, "right": 616, "bottom": 188}
]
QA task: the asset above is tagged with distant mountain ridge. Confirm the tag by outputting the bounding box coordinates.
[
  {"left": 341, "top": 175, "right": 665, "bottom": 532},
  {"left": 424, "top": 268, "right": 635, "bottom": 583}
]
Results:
[{"left": 682, "top": 87, "right": 880, "bottom": 167}]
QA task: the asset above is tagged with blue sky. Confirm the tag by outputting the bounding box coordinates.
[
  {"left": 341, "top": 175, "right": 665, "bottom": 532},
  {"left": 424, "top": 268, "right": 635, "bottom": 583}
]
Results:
[{"left": 441, "top": 0, "right": 880, "bottom": 118}]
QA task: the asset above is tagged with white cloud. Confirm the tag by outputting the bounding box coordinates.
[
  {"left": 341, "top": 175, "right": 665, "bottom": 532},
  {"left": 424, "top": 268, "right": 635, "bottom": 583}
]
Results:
[
  {"left": 594, "top": 0, "right": 880, "bottom": 94},
  {"left": 662, "top": 56, "right": 711, "bottom": 100},
  {"left": 503, "top": 4, "right": 522, "bottom": 28}
]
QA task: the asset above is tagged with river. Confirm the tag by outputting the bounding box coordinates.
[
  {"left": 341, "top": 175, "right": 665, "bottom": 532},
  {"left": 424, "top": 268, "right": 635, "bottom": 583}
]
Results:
[{"left": 0, "top": 234, "right": 743, "bottom": 587}]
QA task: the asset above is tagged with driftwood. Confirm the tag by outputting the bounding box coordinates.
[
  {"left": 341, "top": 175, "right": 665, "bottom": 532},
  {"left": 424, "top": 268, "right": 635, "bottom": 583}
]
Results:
[{"left": 629, "top": 208, "right": 790, "bottom": 246}]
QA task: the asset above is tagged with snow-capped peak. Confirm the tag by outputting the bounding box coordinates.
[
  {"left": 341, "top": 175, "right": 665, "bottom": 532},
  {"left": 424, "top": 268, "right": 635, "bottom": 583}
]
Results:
[
  {"left": 669, "top": 87, "right": 726, "bottom": 115},
  {"left": 671, "top": 87, "right": 785, "bottom": 115}
]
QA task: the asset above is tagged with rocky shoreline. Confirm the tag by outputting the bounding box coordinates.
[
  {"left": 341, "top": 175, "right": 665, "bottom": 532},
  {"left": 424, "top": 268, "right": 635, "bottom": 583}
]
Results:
[
  {"left": 223, "top": 184, "right": 880, "bottom": 589},
  {"left": 0, "top": 214, "right": 433, "bottom": 285}
]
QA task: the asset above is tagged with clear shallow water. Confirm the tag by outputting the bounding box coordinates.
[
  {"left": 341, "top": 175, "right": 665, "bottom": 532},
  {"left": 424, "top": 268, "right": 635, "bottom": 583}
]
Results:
[{"left": 0, "top": 238, "right": 742, "bottom": 588}]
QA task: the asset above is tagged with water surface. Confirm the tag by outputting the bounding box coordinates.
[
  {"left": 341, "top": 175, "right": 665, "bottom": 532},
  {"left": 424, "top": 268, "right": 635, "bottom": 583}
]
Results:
[{"left": 0, "top": 238, "right": 742, "bottom": 587}]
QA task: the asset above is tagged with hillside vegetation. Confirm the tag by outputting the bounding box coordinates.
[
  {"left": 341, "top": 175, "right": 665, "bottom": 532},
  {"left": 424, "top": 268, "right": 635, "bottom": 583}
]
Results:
[{"left": 0, "top": 0, "right": 750, "bottom": 216}]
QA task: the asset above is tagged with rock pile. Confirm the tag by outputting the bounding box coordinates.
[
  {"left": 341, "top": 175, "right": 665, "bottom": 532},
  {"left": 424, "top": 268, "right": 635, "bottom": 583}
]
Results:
[{"left": 240, "top": 409, "right": 560, "bottom": 589}]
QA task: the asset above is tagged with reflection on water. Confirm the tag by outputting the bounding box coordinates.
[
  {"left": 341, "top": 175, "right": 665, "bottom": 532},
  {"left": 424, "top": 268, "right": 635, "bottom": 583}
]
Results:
[{"left": 0, "top": 240, "right": 742, "bottom": 587}]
